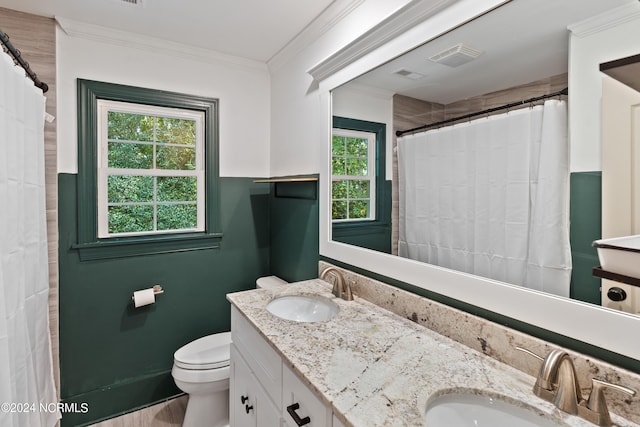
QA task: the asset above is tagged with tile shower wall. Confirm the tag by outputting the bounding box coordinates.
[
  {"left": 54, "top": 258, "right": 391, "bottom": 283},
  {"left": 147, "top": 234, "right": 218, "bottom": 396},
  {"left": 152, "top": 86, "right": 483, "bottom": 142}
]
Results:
[{"left": 0, "top": 6, "right": 59, "bottom": 394}]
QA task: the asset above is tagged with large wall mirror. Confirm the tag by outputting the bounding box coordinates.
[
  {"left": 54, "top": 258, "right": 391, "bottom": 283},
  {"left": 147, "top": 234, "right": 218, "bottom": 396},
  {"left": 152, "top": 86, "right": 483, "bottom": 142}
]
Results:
[{"left": 319, "top": 0, "right": 640, "bottom": 361}]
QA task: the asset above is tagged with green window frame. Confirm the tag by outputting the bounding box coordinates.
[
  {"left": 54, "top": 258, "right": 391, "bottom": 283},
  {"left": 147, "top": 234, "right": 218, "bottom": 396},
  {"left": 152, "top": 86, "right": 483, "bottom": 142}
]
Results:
[
  {"left": 331, "top": 128, "right": 377, "bottom": 222},
  {"left": 332, "top": 116, "right": 389, "bottom": 234},
  {"left": 73, "top": 79, "right": 222, "bottom": 260}
]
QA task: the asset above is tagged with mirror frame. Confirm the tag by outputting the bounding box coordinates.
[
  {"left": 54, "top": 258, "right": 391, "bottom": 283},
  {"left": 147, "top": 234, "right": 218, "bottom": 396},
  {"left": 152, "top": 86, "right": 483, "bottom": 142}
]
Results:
[{"left": 315, "top": 0, "right": 640, "bottom": 360}]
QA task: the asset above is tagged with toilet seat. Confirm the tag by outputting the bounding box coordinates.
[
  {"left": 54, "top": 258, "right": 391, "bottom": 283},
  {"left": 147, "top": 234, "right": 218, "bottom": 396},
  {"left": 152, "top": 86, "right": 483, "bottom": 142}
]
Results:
[
  {"left": 174, "top": 332, "right": 231, "bottom": 370},
  {"left": 172, "top": 364, "right": 230, "bottom": 384}
]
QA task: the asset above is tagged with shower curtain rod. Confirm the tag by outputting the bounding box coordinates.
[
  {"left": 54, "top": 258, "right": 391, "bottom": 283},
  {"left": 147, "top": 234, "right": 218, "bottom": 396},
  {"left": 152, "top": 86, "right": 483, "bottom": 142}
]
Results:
[
  {"left": 0, "top": 29, "right": 48, "bottom": 93},
  {"left": 395, "top": 87, "right": 568, "bottom": 137}
]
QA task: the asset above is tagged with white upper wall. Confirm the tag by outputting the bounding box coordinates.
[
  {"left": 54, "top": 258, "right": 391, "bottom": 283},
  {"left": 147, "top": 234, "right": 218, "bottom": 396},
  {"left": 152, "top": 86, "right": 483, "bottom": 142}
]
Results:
[
  {"left": 56, "top": 19, "right": 271, "bottom": 177},
  {"left": 568, "top": 6, "right": 640, "bottom": 172},
  {"left": 268, "top": 0, "right": 411, "bottom": 178},
  {"left": 270, "top": 0, "right": 640, "bottom": 176},
  {"left": 332, "top": 85, "right": 394, "bottom": 180},
  {"left": 54, "top": 1, "right": 640, "bottom": 178}
]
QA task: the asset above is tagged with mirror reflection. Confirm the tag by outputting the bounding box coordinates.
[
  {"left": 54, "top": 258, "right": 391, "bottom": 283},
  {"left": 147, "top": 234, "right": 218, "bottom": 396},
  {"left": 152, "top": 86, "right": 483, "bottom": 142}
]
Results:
[{"left": 330, "top": 0, "right": 640, "bottom": 313}]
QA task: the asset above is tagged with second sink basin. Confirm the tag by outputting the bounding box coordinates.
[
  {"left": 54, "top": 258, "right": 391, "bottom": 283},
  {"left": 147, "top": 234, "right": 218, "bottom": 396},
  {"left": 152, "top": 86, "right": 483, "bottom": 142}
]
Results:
[
  {"left": 425, "top": 392, "right": 566, "bottom": 427},
  {"left": 267, "top": 295, "right": 339, "bottom": 322}
]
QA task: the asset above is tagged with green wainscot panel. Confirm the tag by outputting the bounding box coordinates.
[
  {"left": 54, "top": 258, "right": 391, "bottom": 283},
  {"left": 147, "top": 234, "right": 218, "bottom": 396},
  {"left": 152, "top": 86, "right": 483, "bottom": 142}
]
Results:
[
  {"left": 268, "top": 176, "right": 320, "bottom": 282},
  {"left": 569, "top": 172, "right": 602, "bottom": 305},
  {"left": 58, "top": 174, "right": 270, "bottom": 426}
]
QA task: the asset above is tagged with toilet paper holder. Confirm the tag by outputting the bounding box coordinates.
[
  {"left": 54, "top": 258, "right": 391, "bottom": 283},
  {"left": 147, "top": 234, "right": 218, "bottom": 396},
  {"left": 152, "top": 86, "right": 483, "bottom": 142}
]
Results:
[{"left": 131, "top": 285, "right": 164, "bottom": 302}]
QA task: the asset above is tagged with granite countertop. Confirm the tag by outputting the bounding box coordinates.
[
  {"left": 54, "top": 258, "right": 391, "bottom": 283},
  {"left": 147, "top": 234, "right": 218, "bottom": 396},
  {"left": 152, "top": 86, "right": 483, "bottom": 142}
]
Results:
[{"left": 227, "top": 279, "right": 636, "bottom": 427}]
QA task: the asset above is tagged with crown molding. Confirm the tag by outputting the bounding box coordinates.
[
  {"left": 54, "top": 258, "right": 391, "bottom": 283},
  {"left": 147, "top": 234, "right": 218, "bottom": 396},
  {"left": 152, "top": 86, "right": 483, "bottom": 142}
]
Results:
[
  {"left": 568, "top": 1, "right": 640, "bottom": 38},
  {"left": 306, "top": 0, "right": 457, "bottom": 82},
  {"left": 336, "top": 81, "right": 395, "bottom": 99},
  {"left": 56, "top": 16, "right": 268, "bottom": 72},
  {"left": 267, "top": 0, "right": 365, "bottom": 73}
]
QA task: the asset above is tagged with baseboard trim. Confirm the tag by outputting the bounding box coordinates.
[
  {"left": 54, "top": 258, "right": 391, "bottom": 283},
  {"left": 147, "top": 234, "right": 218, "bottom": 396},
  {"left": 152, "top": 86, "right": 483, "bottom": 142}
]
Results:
[{"left": 60, "top": 370, "right": 181, "bottom": 427}]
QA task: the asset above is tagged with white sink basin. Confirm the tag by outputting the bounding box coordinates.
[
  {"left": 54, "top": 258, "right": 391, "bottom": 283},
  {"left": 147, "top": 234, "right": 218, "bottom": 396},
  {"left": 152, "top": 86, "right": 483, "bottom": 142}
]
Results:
[
  {"left": 593, "top": 234, "right": 640, "bottom": 277},
  {"left": 267, "top": 295, "right": 339, "bottom": 322},
  {"left": 425, "top": 392, "right": 565, "bottom": 427}
]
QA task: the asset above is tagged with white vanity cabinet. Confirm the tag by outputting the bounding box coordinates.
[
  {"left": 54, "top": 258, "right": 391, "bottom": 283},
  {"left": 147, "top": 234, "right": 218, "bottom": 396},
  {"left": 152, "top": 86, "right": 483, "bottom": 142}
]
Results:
[
  {"left": 331, "top": 415, "right": 346, "bottom": 427},
  {"left": 282, "top": 363, "right": 331, "bottom": 427},
  {"left": 230, "top": 306, "right": 282, "bottom": 427},
  {"left": 230, "top": 344, "right": 280, "bottom": 427},
  {"left": 230, "top": 306, "right": 340, "bottom": 427}
]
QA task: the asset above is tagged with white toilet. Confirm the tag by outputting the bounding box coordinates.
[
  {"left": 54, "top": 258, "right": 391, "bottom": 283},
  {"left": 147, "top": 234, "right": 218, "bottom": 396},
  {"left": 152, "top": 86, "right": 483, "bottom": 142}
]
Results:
[
  {"left": 171, "top": 276, "right": 287, "bottom": 427},
  {"left": 172, "top": 332, "right": 232, "bottom": 427}
]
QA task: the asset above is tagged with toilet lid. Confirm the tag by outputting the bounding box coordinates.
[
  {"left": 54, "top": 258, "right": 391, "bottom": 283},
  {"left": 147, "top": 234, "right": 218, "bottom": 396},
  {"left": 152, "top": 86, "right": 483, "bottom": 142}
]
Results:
[{"left": 174, "top": 332, "right": 231, "bottom": 370}]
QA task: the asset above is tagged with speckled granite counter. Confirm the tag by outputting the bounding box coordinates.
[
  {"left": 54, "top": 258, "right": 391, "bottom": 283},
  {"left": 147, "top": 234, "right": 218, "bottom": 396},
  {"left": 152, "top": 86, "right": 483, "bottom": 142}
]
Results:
[{"left": 227, "top": 280, "right": 637, "bottom": 427}]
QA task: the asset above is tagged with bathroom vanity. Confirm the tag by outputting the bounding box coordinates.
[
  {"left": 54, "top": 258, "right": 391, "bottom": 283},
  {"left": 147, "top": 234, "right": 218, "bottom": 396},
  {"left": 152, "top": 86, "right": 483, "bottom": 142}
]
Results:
[
  {"left": 227, "top": 279, "right": 638, "bottom": 426},
  {"left": 230, "top": 303, "right": 345, "bottom": 427}
]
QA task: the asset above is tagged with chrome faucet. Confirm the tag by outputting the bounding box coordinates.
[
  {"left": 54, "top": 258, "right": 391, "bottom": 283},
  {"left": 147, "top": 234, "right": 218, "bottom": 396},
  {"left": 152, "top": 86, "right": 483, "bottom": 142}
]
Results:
[
  {"left": 517, "top": 347, "right": 636, "bottom": 426},
  {"left": 319, "top": 267, "right": 353, "bottom": 301}
]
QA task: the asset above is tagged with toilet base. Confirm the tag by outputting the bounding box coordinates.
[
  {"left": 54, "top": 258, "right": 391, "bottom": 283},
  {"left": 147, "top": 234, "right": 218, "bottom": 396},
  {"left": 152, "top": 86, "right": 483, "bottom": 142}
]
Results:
[{"left": 182, "top": 388, "right": 229, "bottom": 427}]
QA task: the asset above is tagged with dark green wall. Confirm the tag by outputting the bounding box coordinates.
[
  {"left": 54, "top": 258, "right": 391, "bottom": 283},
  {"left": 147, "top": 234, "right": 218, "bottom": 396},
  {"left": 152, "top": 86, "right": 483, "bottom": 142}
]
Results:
[
  {"left": 569, "top": 172, "right": 602, "bottom": 304},
  {"left": 57, "top": 169, "right": 605, "bottom": 425},
  {"left": 58, "top": 174, "right": 277, "bottom": 426},
  {"left": 268, "top": 179, "right": 320, "bottom": 282}
]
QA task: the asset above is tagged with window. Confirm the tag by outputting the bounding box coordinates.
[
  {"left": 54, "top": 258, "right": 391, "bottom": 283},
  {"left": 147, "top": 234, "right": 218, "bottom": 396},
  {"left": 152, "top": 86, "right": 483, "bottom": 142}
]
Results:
[
  {"left": 331, "top": 128, "right": 376, "bottom": 222},
  {"left": 97, "top": 101, "right": 204, "bottom": 237},
  {"left": 331, "top": 116, "right": 390, "bottom": 253},
  {"left": 75, "top": 80, "right": 221, "bottom": 260}
]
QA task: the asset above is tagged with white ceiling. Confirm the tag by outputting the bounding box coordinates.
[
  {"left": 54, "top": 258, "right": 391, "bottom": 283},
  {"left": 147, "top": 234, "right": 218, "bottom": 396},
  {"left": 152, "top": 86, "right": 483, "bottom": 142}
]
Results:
[
  {"left": 3, "top": 0, "right": 637, "bottom": 95},
  {"left": 0, "top": 0, "right": 336, "bottom": 62},
  {"left": 344, "top": 0, "right": 634, "bottom": 104}
]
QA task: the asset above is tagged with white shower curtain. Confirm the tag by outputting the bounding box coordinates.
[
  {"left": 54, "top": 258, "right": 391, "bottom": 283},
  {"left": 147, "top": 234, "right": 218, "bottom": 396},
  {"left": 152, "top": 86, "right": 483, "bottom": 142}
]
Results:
[
  {"left": 0, "top": 52, "right": 60, "bottom": 426},
  {"left": 397, "top": 100, "right": 572, "bottom": 296}
]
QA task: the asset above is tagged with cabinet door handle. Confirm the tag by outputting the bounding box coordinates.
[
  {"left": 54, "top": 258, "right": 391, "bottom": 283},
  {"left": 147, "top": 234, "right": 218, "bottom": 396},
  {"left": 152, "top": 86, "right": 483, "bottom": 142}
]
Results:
[
  {"left": 241, "top": 395, "right": 249, "bottom": 404},
  {"left": 245, "top": 404, "right": 254, "bottom": 414},
  {"left": 286, "top": 402, "right": 311, "bottom": 426}
]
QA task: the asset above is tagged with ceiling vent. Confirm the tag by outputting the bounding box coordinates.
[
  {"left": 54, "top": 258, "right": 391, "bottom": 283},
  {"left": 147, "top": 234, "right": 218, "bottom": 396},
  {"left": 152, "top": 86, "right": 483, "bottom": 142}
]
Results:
[
  {"left": 429, "top": 43, "right": 483, "bottom": 68},
  {"left": 115, "top": 0, "right": 142, "bottom": 6},
  {"left": 393, "top": 69, "right": 425, "bottom": 80}
]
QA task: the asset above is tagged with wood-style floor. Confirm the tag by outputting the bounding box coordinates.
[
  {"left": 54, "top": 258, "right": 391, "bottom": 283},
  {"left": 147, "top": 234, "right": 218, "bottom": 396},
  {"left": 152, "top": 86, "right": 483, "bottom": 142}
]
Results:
[{"left": 88, "top": 396, "right": 187, "bottom": 427}]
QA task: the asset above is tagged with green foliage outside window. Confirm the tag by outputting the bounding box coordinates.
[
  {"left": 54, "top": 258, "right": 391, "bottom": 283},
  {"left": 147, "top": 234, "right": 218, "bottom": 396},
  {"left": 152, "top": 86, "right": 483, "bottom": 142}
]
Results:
[
  {"left": 106, "top": 111, "right": 200, "bottom": 234},
  {"left": 331, "top": 134, "right": 372, "bottom": 221}
]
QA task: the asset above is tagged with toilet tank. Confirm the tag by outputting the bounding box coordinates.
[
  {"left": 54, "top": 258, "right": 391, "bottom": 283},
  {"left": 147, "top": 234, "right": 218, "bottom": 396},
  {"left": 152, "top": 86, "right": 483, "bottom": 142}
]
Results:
[{"left": 256, "top": 275, "right": 288, "bottom": 290}]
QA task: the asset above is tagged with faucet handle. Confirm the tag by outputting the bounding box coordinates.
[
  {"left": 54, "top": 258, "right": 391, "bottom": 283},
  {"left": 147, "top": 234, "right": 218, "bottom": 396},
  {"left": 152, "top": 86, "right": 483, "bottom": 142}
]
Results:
[
  {"left": 343, "top": 280, "right": 353, "bottom": 301},
  {"left": 515, "top": 346, "right": 553, "bottom": 398},
  {"left": 515, "top": 346, "right": 544, "bottom": 362},
  {"left": 581, "top": 379, "right": 636, "bottom": 426},
  {"left": 588, "top": 379, "right": 635, "bottom": 415}
]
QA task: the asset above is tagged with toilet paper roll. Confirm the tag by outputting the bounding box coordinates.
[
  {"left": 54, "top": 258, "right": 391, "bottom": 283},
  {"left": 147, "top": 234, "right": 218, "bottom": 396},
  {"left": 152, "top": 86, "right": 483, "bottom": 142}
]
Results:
[{"left": 133, "top": 288, "right": 155, "bottom": 308}]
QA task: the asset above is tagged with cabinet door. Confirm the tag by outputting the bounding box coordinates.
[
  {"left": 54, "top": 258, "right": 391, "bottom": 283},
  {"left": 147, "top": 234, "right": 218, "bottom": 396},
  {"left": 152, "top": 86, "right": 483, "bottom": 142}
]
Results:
[
  {"left": 230, "top": 345, "right": 256, "bottom": 427},
  {"left": 282, "top": 364, "right": 330, "bottom": 427},
  {"left": 231, "top": 344, "right": 282, "bottom": 427},
  {"left": 232, "top": 306, "right": 283, "bottom": 406},
  {"left": 332, "top": 414, "right": 347, "bottom": 427},
  {"left": 255, "top": 381, "right": 281, "bottom": 427}
]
